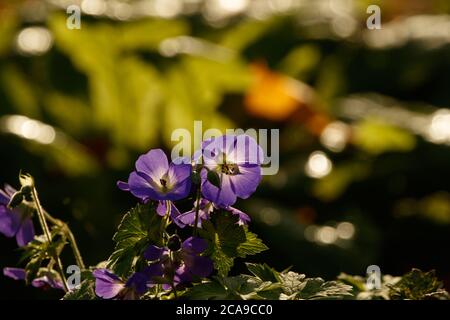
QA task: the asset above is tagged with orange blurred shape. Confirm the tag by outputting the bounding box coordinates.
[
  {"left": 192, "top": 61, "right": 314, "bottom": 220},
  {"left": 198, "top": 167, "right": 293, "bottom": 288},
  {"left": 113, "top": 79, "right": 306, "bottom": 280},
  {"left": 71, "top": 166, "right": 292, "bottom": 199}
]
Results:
[
  {"left": 305, "top": 113, "right": 331, "bottom": 136},
  {"left": 244, "top": 63, "right": 304, "bottom": 121},
  {"left": 294, "top": 206, "right": 317, "bottom": 225}
]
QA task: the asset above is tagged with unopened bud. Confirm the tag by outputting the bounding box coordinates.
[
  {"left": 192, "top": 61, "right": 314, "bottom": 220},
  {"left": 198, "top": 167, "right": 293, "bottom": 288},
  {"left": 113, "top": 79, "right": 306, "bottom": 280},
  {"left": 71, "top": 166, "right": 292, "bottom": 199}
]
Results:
[{"left": 167, "top": 234, "right": 182, "bottom": 252}]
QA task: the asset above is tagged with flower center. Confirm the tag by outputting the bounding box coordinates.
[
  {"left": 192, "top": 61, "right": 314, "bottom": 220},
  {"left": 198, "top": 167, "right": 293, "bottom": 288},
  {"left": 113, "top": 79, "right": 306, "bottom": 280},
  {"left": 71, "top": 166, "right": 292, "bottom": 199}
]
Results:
[
  {"left": 157, "top": 174, "right": 174, "bottom": 193},
  {"left": 220, "top": 163, "right": 240, "bottom": 175}
]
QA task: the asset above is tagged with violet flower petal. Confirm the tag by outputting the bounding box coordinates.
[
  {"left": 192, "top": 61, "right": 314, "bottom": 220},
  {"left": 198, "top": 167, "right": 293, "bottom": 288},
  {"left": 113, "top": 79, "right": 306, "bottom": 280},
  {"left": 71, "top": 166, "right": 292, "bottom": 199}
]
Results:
[
  {"left": 3, "top": 267, "right": 26, "bottom": 280},
  {"left": 135, "top": 149, "right": 169, "bottom": 182},
  {"left": 0, "top": 189, "right": 10, "bottom": 206},
  {"left": 0, "top": 206, "right": 20, "bottom": 238},
  {"left": 15, "top": 218, "right": 35, "bottom": 247},
  {"left": 32, "top": 275, "right": 64, "bottom": 290},
  {"left": 229, "top": 164, "right": 262, "bottom": 199},
  {"left": 173, "top": 264, "right": 193, "bottom": 285},
  {"left": 128, "top": 171, "right": 162, "bottom": 201},
  {"left": 143, "top": 245, "right": 165, "bottom": 261},
  {"left": 117, "top": 181, "right": 130, "bottom": 191},
  {"left": 226, "top": 134, "right": 264, "bottom": 165},
  {"left": 125, "top": 272, "right": 149, "bottom": 295},
  {"left": 183, "top": 254, "right": 213, "bottom": 278},
  {"left": 182, "top": 237, "right": 208, "bottom": 254},
  {"left": 201, "top": 172, "right": 237, "bottom": 207},
  {"left": 93, "top": 269, "right": 125, "bottom": 299},
  {"left": 143, "top": 263, "right": 165, "bottom": 288},
  {"left": 228, "top": 206, "right": 251, "bottom": 225}
]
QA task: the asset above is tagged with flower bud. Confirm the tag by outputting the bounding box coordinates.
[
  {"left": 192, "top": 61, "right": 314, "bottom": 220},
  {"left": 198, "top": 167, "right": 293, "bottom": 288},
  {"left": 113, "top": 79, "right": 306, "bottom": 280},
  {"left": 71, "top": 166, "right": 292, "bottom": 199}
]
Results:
[
  {"left": 191, "top": 171, "right": 201, "bottom": 185},
  {"left": 20, "top": 185, "right": 33, "bottom": 202},
  {"left": 167, "top": 234, "right": 182, "bottom": 252}
]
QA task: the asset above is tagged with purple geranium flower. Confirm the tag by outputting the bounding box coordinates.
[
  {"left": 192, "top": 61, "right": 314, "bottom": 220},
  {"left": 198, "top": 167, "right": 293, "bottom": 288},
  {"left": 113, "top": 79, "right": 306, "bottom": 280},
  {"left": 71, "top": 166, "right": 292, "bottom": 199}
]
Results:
[
  {"left": 0, "top": 185, "right": 35, "bottom": 247},
  {"left": 93, "top": 268, "right": 149, "bottom": 300},
  {"left": 117, "top": 149, "right": 192, "bottom": 202},
  {"left": 117, "top": 149, "right": 191, "bottom": 225},
  {"left": 199, "top": 135, "right": 264, "bottom": 207},
  {"left": 143, "top": 236, "right": 213, "bottom": 290},
  {"left": 176, "top": 198, "right": 250, "bottom": 227},
  {"left": 3, "top": 267, "right": 64, "bottom": 290}
]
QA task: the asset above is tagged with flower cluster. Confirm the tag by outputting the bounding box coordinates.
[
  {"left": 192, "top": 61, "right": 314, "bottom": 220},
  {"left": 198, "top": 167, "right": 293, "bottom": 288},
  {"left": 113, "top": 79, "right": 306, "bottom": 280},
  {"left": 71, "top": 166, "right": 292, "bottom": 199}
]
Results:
[
  {"left": 93, "top": 236, "right": 214, "bottom": 299},
  {"left": 91, "top": 134, "right": 263, "bottom": 299},
  {"left": 1, "top": 134, "right": 265, "bottom": 299}
]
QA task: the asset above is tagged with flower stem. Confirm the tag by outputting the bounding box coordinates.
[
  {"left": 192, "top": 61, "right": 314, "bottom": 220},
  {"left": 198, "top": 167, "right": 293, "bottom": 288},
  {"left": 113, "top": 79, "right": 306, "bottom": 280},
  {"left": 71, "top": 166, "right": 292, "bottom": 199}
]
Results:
[
  {"left": 31, "top": 187, "right": 52, "bottom": 243},
  {"left": 31, "top": 186, "right": 70, "bottom": 291},
  {"left": 24, "top": 190, "right": 86, "bottom": 271},
  {"left": 171, "top": 283, "right": 178, "bottom": 299},
  {"left": 193, "top": 187, "right": 201, "bottom": 236},
  {"left": 168, "top": 251, "right": 178, "bottom": 299},
  {"left": 44, "top": 212, "right": 85, "bottom": 270},
  {"left": 159, "top": 202, "right": 171, "bottom": 243},
  {"left": 55, "top": 255, "right": 70, "bottom": 292}
]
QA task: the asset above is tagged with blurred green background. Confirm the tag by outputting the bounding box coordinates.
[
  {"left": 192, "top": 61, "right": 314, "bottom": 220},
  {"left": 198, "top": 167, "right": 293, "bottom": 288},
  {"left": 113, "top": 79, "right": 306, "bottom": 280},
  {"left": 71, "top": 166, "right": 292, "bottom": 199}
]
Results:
[{"left": 1, "top": 0, "right": 450, "bottom": 299}]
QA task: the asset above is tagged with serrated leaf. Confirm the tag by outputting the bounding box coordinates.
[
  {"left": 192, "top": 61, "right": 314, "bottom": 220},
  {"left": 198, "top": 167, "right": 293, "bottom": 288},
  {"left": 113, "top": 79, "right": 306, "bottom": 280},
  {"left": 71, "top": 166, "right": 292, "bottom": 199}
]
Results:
[
  {"left": 280, "top": 271, "right": 306, "bottom": 296},
  {"left": 21, "top": 233, "right": 67, "bottom": 283},
  {"left": 246, "top": 263, "right": 280, "bottom": 282},
  {"left": 184, "top": 275, "right": 281, "bottom": 300},
  {"left": 297, "top": 278, "right": 353, "bottom": 300},
  {"left": 338, "top": 273, "right": 400, "bottom": 300},
  {"left": 237, "top": 228, "right": 268, "bottom": 258},
  {"left": 107, "top": 203, "right": 162, "bottom": 277},
  {"left": 209, "top": 244, "right": 235, "bottom": 278},
  {"left": 280, "top": 271, "right": 353, "bottom": 300},
  {"left": 25, "top": 256, "right": 44, "bottom": 283},
  {"left": 388, "top": 268, "right": 450, "bottom": 300},
  {"left": 62, "top": 279, "right": 96, "bottom": 300},
  {"left": 183, "top": 280, "right": 230, "bottom": 300},
  {"left": 238, "top": 277, "right": 282, "bottom": 300},
  {"left": 199, "top": 211, "right": 267, "bottom": 277}
]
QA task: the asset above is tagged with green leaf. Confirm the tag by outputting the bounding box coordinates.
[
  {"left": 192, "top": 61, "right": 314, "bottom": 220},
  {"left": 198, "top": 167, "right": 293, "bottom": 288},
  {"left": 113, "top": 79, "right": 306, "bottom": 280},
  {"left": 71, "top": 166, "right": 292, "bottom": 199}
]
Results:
[
  {"left": 337, "top": 273, "right": 366, "bottom": 293},
  {"left": 279, "top": 271, "right": 306, "bottom": 296},
  {"left": 183, "top": 275, "right": 281, "bottom": 300},
  {"left": 62, "top": 279, "right": 96, "bottom": 300},
  {"left": 338, "top": 273, "right": 401, "bottom": 300},
  {"left": 246, "top": 263, "right": 280, "bottom": 283},
  {"left": 388, "top": 268, "right": 450, "bottom": 300},
  {"left": 107, "top": 203, "right": 162, "bottom": 277},
  {"left": 237, "top": 227, "right": 268, "bottom": 258},
  {"left": 280, "top": 271, "right": 353, "bottom": 300},
  {"left": 236, "top": 277, "right": 282, "bottom": 300},
  {"left": 199, "top": 211, "right": 267, "bottom": 277},
  {"left": 296, "top": 278, "right": 354, "bottom": 300},
  {"left": 25, "top": 256, "right": 45, "bottom": 284},
  {"left": 182, "top": 280, "right": 230, "bottom": 300},
  {"left": 209, "top": 246, "right": 235, "bottom": 278},
  {"left": 21, "top": 234, "right": 67, "bottom": 283}
]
